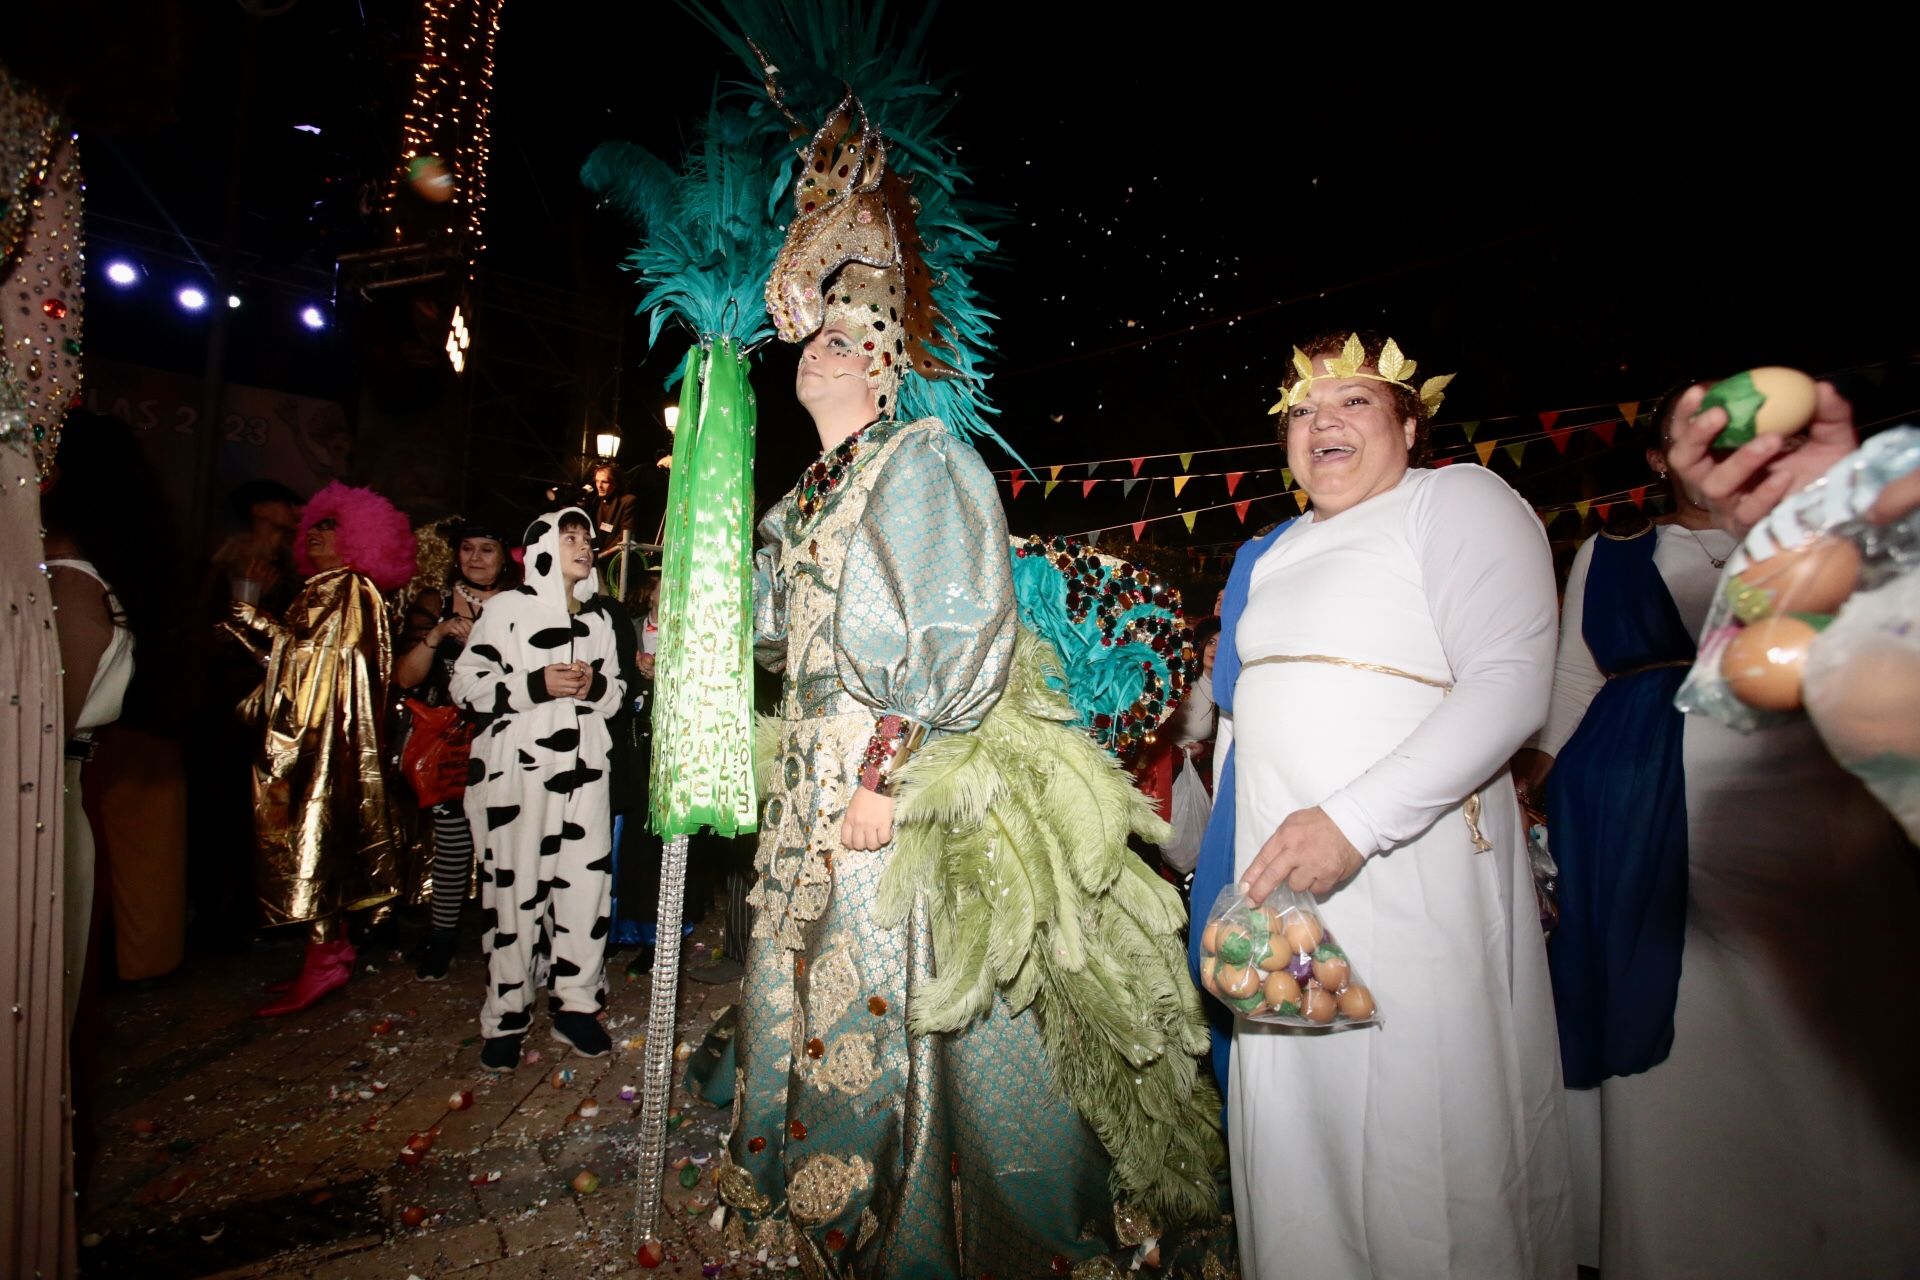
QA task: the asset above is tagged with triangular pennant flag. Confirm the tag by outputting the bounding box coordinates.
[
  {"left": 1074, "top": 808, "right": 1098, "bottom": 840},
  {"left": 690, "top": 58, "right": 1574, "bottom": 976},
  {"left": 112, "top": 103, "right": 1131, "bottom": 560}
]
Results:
[
  {"left": 1293, "top": 490, "right": 1310, "bottom": 512},
  {"left": 1048, "top": 464, "right": 1063, "bottom": 481},
  {"left": 1618, "top": 401, "right": 1640, "bottom": 427},
  {"left": 1475, "top": 439, "right": 1498, "bottom": 466},
  {"left": 1281, "top": 467, "right": 1293, "bottom": 487},
  {"left": 1044, "top": 480, "right": 1061, "bottom": 498},
  {"left": 1178, "top": 453, "right": 1193, "bottom": 471},
  {"left": 1129, "top": 457, "right": 1145, "bottom": 477},
  {"left": 1081, "top": 479, "right": 1100, "bottom": 497},
  {"left": 1593, "top": 421, "right": 1617, "bottom": 447},
  {"left": 1574, "top": 499, "right": 1591, "bottom": 520},
  {"left": 1172, "top": 475, "right": 1191, "bottom": 497},
  {"left": 1132, "top": 520, "right": 1147, "bottom": 540},
  {"left": 1009, "top": 476, "right": 1029, "bottom": 499},
  {"left": 1595, "top": 502, "right": 1613, "bottom": 522},
  {"left": 1462, "top": 420, "right": 1480, "bottom": 441},
  {"left": 1121, "top": 477, "right": 1141, "bottom": 497},
  {"left": 1181, "top": 510, "right": 1197, "bottom": 532},
  {"left": 1541, "top": 409, "right": 1573, "bottom": 453},
  {"left": 1539, "top": 508, "right": 1561, "bottom": 529},
  {"left": 1085, "top": 461, "right": 1100, "bottom": 478},
  {"left": 1503, "top": 441, "right": 1527, "bottom": 467},
  {"left": 1234, "top": 499, "right": 1251, "bottom": 523},
  {"left": 1433, "top": 456, "right": 1455, "bottom": 468},
  {"left": 1225, "top": 471, "right": 1245, "bottom": 496},
  {"left": 1629, "top": 485, "right": 1648, "bottom": 509}
]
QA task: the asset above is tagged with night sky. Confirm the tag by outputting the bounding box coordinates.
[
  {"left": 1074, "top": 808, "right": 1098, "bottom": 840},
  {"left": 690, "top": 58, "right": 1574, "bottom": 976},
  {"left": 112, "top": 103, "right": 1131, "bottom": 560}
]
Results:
[{"left": 48, "top": 2, "right": 1920, "bottom": 566}]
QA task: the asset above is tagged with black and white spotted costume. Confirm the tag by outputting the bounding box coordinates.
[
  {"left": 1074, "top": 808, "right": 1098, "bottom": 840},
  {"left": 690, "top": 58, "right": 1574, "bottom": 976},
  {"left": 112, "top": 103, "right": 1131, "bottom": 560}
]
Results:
[{"left": 452, "top": 509, "right": 626, "bottom": 1040}]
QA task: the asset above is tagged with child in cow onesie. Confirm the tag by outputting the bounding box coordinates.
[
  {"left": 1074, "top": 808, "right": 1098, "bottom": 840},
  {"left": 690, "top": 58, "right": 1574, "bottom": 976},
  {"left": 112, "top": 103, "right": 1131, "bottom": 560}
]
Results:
[{"left": 453, "top": 508, "right": 626, "bottom": 1070}]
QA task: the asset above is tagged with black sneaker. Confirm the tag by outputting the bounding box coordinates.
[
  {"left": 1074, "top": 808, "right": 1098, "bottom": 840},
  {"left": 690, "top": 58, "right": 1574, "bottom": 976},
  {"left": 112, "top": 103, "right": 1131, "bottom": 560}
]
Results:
[
  {"left": 480, "top": 1036, "right": 521, "bottom": 1073},
  {"left": 549, "top": 1011, "right": 612, "bottom": 1059},
  {"left": 415, "top": 931, "right": 457, "bottom": 982},
  {"left": 625, "top": 946, "right": 655, "bottom": 982}
]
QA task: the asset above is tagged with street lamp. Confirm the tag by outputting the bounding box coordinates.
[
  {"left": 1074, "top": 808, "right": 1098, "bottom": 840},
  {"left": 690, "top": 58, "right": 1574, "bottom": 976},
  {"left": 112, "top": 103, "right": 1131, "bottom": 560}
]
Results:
[
  {"left": 663, "top": 404, "right": 679, "bottom": 433},
  {"left": 595, "top": 428, "right": 622, "bottom": 459}
]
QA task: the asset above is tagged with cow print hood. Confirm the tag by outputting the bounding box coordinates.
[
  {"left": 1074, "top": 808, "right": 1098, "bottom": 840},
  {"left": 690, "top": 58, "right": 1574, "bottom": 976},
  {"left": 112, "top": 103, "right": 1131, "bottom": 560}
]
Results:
[{"left": 518, "top": 507, "right": 601, "bottom": 614}]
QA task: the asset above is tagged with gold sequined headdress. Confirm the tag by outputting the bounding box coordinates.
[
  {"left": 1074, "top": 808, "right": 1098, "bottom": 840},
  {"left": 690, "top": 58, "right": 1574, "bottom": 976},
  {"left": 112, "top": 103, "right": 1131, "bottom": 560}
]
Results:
[
  {"left": 763, "top": 80, "right": 960, "bottom": 418},
  {"left": 1268, "top": 333, "right": 1453, "bottom": 420}
]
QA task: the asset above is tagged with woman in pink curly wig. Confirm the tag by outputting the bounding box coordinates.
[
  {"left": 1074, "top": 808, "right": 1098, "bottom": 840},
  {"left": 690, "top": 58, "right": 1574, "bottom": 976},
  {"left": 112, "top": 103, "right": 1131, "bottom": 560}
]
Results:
[{"left": 228, "top": 482, "right": 417, "bottom": 1015}]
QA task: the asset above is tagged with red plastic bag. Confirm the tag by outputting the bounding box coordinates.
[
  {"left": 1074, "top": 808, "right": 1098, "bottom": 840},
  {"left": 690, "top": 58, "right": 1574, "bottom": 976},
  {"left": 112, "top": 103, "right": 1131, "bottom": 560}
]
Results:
[{"left": 401, "top": 698, "right": 474, "bottom": 808}]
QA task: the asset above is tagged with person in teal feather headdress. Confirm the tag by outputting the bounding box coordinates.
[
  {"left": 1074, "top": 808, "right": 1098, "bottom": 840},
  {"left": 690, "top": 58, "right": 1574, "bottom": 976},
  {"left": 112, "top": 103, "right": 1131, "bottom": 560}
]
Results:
[{"left": 710, "top": 84, "right": 1232, "bottom": 1276}]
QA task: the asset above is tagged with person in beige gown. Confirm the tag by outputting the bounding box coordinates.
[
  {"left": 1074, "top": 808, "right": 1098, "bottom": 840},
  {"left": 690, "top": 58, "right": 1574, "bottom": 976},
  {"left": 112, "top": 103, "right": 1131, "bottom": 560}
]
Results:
[{"left": 1, "top": 67, "right": 84, "bottom": 1280}]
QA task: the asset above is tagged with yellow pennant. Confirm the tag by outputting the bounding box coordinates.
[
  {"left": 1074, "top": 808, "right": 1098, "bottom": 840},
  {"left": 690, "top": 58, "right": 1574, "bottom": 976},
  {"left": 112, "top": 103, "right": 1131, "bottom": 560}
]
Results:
[
  {"left": 1281, "top": 467, "right": 1293, "bottom": 487},
  {"left": 1617, "top": 401, "right": 1640, "bottom": 427},
  {"left": 1181, "top": 510, "right": 1197, "bottom": 532},
  {"left": 1178, "top": 453, "right": 1193, "bottom": 471},
  {"left": 1474, "top": 439, "right": 1497, "bottom": 466},
  {"left": 1172, "top": 474, "right": 1191, "bottom": 497},
  {"left": 1293, "top": 490, "right": 1310, "bottom": 512},
  {"left": 1574, "top": 500, "right": 1591, "bottom": 520},
  {"left": 1503, "top": 441, "right": 1527, "bottom": 467},
  {"left": 1049, "top": 464, "right": 1063, "bottom": 481},
  {"left": 1044, "top": 480, "right": 1061, "bottom": 498}
]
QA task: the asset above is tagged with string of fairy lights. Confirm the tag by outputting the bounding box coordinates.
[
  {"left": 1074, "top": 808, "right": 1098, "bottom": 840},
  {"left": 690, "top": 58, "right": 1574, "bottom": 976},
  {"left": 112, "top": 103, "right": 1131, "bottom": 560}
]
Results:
[{"left": 380, "top": 0, "right": 504, "bottom": 277}]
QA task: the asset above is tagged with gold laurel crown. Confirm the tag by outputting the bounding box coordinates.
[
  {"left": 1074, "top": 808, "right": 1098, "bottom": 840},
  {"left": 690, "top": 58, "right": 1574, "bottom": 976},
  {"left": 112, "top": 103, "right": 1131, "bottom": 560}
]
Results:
[{"left": 1267, "top": 333, "right": 1455, "bottom": 419}]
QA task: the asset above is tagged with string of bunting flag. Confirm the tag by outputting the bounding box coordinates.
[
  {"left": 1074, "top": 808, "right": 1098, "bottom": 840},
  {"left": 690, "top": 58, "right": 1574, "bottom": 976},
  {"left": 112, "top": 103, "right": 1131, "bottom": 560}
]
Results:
[
  {"left": 994, "top": 358, "right": 1914, "bottom": 541},
  {"left": 995, "top": 357, "right": 1911, "bottom": 488}
]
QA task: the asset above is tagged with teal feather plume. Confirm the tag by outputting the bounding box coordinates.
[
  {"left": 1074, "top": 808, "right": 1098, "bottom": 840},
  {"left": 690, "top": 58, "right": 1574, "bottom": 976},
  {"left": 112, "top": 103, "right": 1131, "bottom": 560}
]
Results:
[
  {"left": 580, "top": 97, "right": 785, "bottom": 356},
  {"left": 681, "top": 0, "right": 1024, "bottom": 467}
]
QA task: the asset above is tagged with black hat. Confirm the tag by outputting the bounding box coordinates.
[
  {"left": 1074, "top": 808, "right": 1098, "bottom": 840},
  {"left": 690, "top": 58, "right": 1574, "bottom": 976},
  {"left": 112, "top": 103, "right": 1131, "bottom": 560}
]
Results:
[{"left": 441, "top": 514, "right": 517, "bottom": 547}]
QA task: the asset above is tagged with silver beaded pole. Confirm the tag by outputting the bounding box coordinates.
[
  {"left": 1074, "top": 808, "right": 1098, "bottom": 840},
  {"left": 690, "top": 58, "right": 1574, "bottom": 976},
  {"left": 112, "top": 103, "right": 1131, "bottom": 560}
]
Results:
[{"left": 633, "top": 831, "right": 691, "bottom": 1252}]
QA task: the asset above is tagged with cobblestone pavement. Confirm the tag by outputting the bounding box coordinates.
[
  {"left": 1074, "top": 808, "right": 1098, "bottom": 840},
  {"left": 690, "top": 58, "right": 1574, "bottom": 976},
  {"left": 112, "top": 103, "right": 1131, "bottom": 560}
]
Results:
[{"left": 79, "top": 914, "right": 755, "bottom": 1280}]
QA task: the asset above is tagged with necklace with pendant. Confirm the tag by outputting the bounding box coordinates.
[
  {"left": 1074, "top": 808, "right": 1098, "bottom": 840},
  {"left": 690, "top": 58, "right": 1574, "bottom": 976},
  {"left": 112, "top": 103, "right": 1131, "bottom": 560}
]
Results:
[{"left": 1681, "top": 526, "right": 1728, "bottom": 569}]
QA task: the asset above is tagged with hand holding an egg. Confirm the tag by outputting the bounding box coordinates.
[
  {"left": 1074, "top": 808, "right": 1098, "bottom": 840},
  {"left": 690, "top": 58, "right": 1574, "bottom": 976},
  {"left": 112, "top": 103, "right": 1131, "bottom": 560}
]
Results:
[{"left": 1667, "top": 375, "right": 1859, "bottom": 539}]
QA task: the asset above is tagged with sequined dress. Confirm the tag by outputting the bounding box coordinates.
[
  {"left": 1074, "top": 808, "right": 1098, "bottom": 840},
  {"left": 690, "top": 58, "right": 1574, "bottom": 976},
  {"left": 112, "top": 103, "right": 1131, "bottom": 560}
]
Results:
[{"left": 719, "top": 418, "right": 1126, "bottom": 1278}]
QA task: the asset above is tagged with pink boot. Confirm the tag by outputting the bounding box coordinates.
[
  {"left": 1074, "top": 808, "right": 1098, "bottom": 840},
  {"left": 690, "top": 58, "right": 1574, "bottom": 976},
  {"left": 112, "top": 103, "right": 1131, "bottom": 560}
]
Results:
[
  {"left": 263, "top": 938, "right": 356, "bottom": 995},
  {"left": 256, "top": 939, "right": 355, "bottom": 1016}
]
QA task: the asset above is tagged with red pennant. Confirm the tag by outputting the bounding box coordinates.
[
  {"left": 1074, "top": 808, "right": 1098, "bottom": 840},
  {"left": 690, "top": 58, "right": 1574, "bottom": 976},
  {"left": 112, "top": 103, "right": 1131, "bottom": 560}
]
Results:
[
  {"left": 1592, "top": 421, "right": 1617, "bottom": 447},
  {"left": 1131, "top": 520, "right": 1147, "bottom": 540},
  {"left": 1234, "top": 500, "right": 1251, "bottom": 523},
  {"left": 1129, "top": 457, "right": 1145, "bottom": 477},
  {"left": 1081, "top": 479, "right": 1100, "bottom": 498},
  {"left": 1538, "top": 410, "right": 1560, "bottom": 430},
  {"left": 1009, "top": 477, "right": 1028, "bottom": 499},
  {"left": 1540, "top": 411, "right": 1573, "bottom": 453},
  {"left": 1595, "top": 502, "right": 1613, "bottom": 522},
  {"left": 1432, "top": 455, "right": 1455, "bottom": 468},
  {"left": 1225, "top": 471, "right": 1245, "bottom": 496},
  {"left": 1629, "top": 485, "right": 1648, "bottom": 510}
]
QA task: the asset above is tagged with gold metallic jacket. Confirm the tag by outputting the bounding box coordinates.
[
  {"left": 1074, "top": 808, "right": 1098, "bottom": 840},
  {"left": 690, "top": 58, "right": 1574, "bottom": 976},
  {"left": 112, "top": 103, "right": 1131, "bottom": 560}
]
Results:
[{"left": 231, "top": 566, "right": 399, "bottom": 927}]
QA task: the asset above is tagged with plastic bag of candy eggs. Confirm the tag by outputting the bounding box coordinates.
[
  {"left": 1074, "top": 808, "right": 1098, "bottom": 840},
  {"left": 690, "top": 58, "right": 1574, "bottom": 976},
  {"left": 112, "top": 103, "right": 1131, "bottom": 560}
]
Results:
[
  {"left": 1675, "top": 422, "right": 1920, "bottom": 733},
  {"left": 1195, "top": 884, "right": 1380, "bottom": 1029}
]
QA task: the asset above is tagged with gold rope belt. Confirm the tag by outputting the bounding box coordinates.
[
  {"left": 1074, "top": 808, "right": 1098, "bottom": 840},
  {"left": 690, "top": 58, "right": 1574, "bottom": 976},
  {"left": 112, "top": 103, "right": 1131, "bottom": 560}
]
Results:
[
  {"left": 1605, "top": 659, "right": 1693, "bottom": 681},
  {"left": 1239, "top": 652, "right": 1492, "bottom": 852}
]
